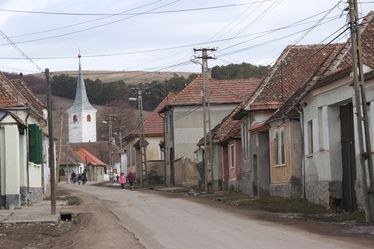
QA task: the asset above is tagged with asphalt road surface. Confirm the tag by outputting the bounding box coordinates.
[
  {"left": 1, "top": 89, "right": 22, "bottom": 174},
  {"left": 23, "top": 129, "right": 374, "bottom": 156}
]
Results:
[{"left": 64, "top": 184, "right": 373, "bottom": 249}]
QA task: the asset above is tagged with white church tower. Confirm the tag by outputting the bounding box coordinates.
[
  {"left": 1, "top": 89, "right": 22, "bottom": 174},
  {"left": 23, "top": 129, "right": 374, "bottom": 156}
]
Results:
[{"left": 67, "top": 55, "right": 97, "bottom": 143}]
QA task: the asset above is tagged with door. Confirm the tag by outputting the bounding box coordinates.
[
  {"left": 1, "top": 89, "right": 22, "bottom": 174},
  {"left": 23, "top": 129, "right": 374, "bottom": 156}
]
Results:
[
  {"left": 253, "top": 155, "right": 258, "bottom": 196},
  {"left": 340, "top": 103, "right": 358, "bottom": 212}
]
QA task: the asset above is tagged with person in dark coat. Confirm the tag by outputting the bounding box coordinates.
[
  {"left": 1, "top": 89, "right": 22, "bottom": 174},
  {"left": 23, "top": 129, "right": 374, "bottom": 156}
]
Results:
[{"left": 127, "top": 172, "right": 136, "bottom": 190}]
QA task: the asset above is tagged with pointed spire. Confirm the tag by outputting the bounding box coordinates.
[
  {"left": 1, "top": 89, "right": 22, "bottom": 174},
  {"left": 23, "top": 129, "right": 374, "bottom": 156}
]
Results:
[{"left": 67, "top": 54, "right": 96, "bottom": 113}]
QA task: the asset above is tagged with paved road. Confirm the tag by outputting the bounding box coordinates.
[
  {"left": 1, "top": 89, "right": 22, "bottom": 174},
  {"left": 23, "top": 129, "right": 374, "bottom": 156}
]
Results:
[{"left": 64, "top": 184, "right": 372, "bottom": 249}]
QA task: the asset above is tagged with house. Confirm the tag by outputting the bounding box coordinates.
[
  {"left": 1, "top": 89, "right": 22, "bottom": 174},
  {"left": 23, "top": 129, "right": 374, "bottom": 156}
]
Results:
[
  {"left": 58, "top": 145, "right": 84, "bottom": 182},
  {"left": 160, "top": 76, "right": 261, "bottom": 187},
  {"left": 234, "top": 43, "right": 343, "bottom": 197},
  {"left": 286, "top": 12, "right": 374, "bottom": 211},
  {"left": 0, "top": 74, "right": 51, "bottom": 209},
  {"left": 202, "top": 105, "right": 244, "bottom": 192},
  {"left": 75, "top": 147, "right": 106, "bottom": 182},
  {"left": 124, "top": 93, "right": 176, "bottom": 184}
]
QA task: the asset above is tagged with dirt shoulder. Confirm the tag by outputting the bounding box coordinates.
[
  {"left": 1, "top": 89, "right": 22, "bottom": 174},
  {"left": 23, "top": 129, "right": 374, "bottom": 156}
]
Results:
[{"left": 0, "top": 186, "right": 144, "bottom": 249}]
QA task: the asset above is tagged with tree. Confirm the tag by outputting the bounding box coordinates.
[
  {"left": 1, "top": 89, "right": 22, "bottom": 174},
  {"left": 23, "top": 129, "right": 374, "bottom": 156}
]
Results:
[{"left": 211, "top": 63, "right": 269, "bottom": 80}]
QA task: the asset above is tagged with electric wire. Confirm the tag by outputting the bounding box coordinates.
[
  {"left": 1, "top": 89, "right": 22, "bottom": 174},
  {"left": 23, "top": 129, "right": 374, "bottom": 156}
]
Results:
[{"left": 1, "top": 0, "right": 182, "bottom": 45}]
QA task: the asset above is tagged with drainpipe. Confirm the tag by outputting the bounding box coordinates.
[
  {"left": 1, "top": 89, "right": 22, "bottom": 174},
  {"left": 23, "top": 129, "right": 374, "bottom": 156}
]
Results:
[
  {"left": 25, "top": 108, "right": 31, "bottom": 204},
  {"left": 297, "top": 106, "right": 306, "bottom": 199}
]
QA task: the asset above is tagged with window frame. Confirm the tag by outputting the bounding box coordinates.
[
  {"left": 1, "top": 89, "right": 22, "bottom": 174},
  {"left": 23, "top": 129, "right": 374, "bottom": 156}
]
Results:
[{"left": 274, "top": 127, "right": 286, "bottom": 166}]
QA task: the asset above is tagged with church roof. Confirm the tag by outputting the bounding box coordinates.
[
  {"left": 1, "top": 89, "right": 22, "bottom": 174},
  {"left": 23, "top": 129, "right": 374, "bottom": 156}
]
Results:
[{"left": 67, "top": 56, "right": 96, "bottom": 113}]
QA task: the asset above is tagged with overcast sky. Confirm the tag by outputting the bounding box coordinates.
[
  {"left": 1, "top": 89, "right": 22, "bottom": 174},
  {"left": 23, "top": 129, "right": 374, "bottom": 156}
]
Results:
[{"left": 0, "top": 0, "right": 373, "bottom": 75}]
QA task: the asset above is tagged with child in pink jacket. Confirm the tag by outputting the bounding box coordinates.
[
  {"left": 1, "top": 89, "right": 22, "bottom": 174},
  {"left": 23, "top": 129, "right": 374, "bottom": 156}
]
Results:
[{"left": 119, "top": 172, "right": 126, "bottom": 189}]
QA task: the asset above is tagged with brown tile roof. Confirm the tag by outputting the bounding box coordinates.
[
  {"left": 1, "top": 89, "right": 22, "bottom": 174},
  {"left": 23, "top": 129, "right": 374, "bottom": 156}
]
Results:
[
  {"left": 267, "top": 12, "right": 374, "bottom": 123},
  {"left": 245, "top": 43, "right": 343, "bottom": 111},
  {"left": 0, "top": 72, "right": 46, "bottom": 119},
  {"left": 9, "top": 79, "right": 46, "bottom": 117},
  {"left": 0, "top": 73, "right": 24, "bottom": 108},
  {"left": 131, "top": 92, "right": 176, "bottom": 139},
  {"left": 165, "top": 76, "right": 261, "bottom": 108}
]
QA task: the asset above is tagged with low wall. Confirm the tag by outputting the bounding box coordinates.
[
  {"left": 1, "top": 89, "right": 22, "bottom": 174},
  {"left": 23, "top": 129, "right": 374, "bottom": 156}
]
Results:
[{"left": 174, "top": 157, "right": 200, "bottom": 187}]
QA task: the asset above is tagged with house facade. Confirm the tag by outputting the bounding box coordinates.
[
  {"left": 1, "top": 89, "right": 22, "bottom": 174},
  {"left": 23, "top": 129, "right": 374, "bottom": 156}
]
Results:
[
  {"left": 234, "top": 43, "right": 342, "bottom": 197},
  {"left": 161, "top": 76, "right": 261, "bottom": 187},
  {"left": 0, "top": 74, "right": 50, "bottom": 209},
  {"left": 125, "top": 93, "right": 175, "bottom": 184}
]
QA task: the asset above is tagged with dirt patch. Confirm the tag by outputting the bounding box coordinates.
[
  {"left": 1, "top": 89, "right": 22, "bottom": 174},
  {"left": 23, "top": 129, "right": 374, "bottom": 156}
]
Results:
[{"left": 0, "top": 186, "right": 144, "bottom": 249}]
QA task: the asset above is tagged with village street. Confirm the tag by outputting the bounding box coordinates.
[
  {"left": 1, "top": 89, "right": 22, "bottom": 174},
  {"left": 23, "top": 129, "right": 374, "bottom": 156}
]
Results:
[{"left": 62, "top": 184, "right": 374, "bottom": 249}]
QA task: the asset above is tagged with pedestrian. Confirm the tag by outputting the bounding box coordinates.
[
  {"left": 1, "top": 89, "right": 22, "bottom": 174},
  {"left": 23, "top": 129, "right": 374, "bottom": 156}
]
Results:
[
  {"left": 77, "top": 173, "right": 82, "bottom": 185},
  {"left": 71, "top": 171, "right": 77, "bottom": 183},
  {"left": 127, "top": 171, "right": 136, "bottom": 190},
  {"left": 119, "top": 172, "right": 126, "bottom": 189},
  {"left": 82, "top": 172, "right": 87, "bottom": 185},
  {"left": 116, "top": 174, "right": 119, "bottom": 184}
]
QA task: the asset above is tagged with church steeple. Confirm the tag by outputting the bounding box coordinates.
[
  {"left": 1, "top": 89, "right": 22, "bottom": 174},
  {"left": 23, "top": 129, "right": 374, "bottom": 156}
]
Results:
[
  {"left": 67, "top": 54, "right": 96, "bottom": 113},
  {"left": 67, "top": 54, "right": 97, "bottom": 143}
]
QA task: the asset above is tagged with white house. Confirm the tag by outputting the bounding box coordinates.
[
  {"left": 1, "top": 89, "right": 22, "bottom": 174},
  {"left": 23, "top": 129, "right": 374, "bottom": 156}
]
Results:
[
  {"left": 160, "top": 76, "right": 261, "bottom": 187},
  {"left": 0, "top": 74, "right": 50, "bottom": 209}
]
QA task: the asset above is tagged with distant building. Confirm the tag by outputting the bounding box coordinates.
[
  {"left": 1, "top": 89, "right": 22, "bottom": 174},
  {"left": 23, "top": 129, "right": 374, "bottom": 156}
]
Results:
[{"left": 67, "top": 55, "right": 97, "bottom": 143}]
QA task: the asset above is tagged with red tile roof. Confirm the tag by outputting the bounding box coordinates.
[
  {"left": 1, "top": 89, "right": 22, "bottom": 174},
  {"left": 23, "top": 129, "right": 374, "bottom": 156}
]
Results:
[
  {"left": 0, "top": 72, "right": 46, "bottom": 119},
  {"left": 68, "top": 141, "right": 121, "bottom": 164},
  {"left": 75, "top": 147, "right": 106, "bottom": 167},
  {"left": 267, "top": 12, "right": 374, "bottom": 123},
  {"left": 245, "top": 43, "right": 343, "bottom": 111},
  {"left": 165, "top": 76, "right": 261, "bottom": 107},
  {"left": 0, "top": 73, "right": 24, "bottom": 108}
]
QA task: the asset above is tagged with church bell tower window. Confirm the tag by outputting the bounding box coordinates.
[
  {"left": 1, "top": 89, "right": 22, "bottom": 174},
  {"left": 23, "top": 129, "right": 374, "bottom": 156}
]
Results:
[
  {"left": 87, "top": 114, "right": 91, "bottom": 122},
  {"left": 73, "top": 114, "right": 78, "bottom": 122}
]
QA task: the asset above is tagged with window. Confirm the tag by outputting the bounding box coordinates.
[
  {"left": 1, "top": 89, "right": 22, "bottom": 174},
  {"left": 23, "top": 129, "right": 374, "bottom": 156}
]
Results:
[
  {"left": 274, "top": 128, "right": 285, "bottom": 165},
  {"left": 307, "top": 120, "right": 313, "bottom": 155},
  {"left": 73, "top": 114, "right": 78, "bottom": 123},
  {"left": 87, "top": 114, "right": 91, "bottom": 122},
  {"left": 228, "top": 144, "right": 236, "bottom": 168}
]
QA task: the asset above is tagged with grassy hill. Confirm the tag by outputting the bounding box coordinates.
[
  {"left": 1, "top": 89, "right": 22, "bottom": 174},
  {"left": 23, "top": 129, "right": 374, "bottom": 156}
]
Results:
[{"left": 33, "top": 70, "right": 194, "bottom": 84}]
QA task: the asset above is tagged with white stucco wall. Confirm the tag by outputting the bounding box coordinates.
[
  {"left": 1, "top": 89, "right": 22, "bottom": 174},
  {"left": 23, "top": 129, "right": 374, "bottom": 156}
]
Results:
[
  {"left": 172, "top": 104, "right": 237, "bottom": 160},
  {"left": 302, "top": 76, "right": 374, "bottom": 208},
  {"left": 68, "top": 110, "right": 97, "bottom": 143}
]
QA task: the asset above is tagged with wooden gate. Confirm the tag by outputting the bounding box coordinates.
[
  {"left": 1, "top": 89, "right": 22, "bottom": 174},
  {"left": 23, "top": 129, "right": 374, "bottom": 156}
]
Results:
[{"left": 340, "top": 103, "right": 358, "bottom": 212}]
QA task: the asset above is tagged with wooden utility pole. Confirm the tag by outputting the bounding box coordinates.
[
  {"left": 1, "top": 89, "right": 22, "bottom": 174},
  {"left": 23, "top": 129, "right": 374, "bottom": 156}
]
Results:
[
  {"left": 138, "top": 89, "right": 147, "bottom": 187},
  {"left": 46, "top": 68, "right": 56, "bottom": 215},
  {"left": 349, "top": 0, "right": 374, "bottom": 222},
  {"left": 194, "top": 48, "right": 216, "bottom": 193}
]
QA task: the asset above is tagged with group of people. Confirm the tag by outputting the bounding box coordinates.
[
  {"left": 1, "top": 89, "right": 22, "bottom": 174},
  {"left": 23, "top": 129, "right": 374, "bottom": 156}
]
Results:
[
  {"left": 116, "top": 172, "right": 136, "bottom": 190},
  {"left": 70, "top": 171, "right": 87, "bottom": 185}
]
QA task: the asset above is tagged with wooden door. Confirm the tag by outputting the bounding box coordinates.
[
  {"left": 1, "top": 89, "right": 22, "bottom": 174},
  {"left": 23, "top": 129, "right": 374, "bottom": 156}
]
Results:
[{"left": 340, "top": 103, "right": 358, "bottom": 212}]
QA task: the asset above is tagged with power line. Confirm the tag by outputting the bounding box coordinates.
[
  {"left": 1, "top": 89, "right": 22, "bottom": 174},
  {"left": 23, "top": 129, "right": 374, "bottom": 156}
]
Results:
[
  {"left": 8, "top": 0, "right": 164, "bottom": 39},
  {"left": 0, "top": 0, "right": 182, "bottom": 46},
  {"left": 0, "top": 1, "right": 272, "bottom": 16},
  {"left": 0, "top": 10, "right": 346, "bottom": 59}
]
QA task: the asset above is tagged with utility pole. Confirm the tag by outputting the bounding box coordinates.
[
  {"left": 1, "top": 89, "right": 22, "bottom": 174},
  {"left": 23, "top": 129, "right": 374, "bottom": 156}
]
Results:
[
  {"left": 138, "top": 89, "right": 147, "bottom": 188},
  {"left": 57, "top": 111, "right": 63, "bottom": 183},
  {"left": 46, "top": 68, "right": 56, "bottom": 215},
  {"left": 108, "top": 115, "right": 114, "bottom": 180},
  {"left": 118, "top": 127, "right": 123, "bottom": 173},
  {"left": 194, "top": 48, "right": 216, "bottom": 193},
  {"left": 349, "top": 0, "right": 374, "bottom": 222}
]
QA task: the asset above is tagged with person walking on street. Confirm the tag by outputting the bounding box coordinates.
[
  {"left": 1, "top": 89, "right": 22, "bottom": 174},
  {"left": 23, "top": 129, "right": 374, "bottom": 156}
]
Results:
[
  {"left": 119, "top": 172, "right": 126, "bottom": 189},
  {"left": 127, "top": 171, "right": 136, "bottom": 190}
]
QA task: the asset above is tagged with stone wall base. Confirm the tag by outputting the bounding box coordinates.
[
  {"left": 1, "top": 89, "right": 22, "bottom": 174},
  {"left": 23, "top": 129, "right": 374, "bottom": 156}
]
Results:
[
  {"left": 270, "top": 181, "right": 302, "bottom": 199},
  {"left": 0, "top": 194, "right": 21, "bottom": 209},
  {"left": 20, "top": 187, "right": 43, "bottom": 206}
]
